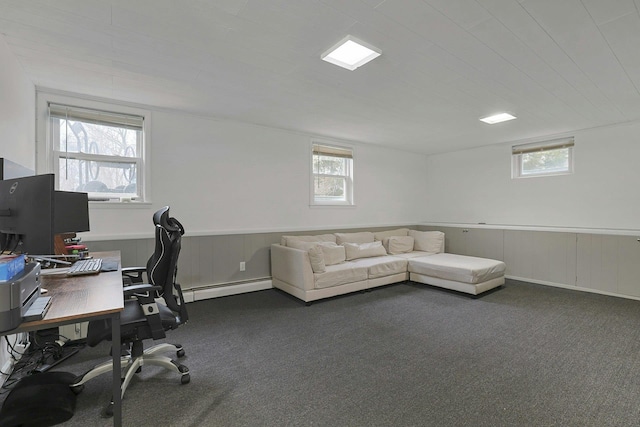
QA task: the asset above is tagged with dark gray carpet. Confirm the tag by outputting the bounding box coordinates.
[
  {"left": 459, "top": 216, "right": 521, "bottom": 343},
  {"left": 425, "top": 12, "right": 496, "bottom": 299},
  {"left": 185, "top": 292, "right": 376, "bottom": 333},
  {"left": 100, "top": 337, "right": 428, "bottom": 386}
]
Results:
[{"left": 16, "top": 280, "right": 640, "bottom": 426}]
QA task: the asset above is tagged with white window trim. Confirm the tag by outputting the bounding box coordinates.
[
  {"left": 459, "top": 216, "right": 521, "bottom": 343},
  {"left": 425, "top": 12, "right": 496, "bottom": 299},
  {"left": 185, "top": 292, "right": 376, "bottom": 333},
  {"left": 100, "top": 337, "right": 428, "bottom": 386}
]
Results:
[
  {"left": 36, "top": 90, "right": 151, "bottom": 204},
  {"left": 511, "top": 137, "right": 574, "bottom": 179},
  {"left": 309, "top": 141, "right": 355, "bottom": 207}
]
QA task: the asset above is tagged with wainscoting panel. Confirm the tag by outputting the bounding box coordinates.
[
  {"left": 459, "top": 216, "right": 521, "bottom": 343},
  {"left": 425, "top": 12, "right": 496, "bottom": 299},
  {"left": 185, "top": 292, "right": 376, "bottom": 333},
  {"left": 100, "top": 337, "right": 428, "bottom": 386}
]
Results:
[
  {"left": 617, "top": 235, "right": 640, "bottom": 298},
  {"left": 503, "top": 230, "right": 534, "bottom": 280},
  {"left": 576, "top": 233, "right": 640, "bottom": 297},
  {"left": 577, "top": 234, "right": 619, "bottom": 294},
  {"left": 530, "top": 231, "right": 577, "bottom": 286},
  {"left": 464, "top": 228, "right": 504, "bottom": 261}
]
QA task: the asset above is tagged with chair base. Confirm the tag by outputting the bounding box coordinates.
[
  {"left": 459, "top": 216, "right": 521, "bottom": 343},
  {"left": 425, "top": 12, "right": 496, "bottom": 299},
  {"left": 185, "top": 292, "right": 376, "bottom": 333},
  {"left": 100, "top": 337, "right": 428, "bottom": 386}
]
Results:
[{"left": 71, "top": 342, "right": 190, "bottom": 416}]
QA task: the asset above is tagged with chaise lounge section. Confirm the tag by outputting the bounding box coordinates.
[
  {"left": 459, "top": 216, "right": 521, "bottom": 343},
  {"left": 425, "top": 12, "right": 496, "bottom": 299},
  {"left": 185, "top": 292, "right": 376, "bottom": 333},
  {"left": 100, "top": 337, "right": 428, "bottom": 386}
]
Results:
[{"left": 271, "top": 228, "right": 505, "bottom": 303}]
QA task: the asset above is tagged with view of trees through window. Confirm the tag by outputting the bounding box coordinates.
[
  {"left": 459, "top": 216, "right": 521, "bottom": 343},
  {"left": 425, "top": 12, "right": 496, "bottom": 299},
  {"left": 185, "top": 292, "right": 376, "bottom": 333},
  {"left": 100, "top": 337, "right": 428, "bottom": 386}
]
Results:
[
  {"left": 55, "top": 119, "right": 139, "bottom": 197},
  {"left": 313, "top": 154, "right": 347, "bottom": 201},
  {"left": 521, "top": 147, "right": 569, "bottom": 175}
]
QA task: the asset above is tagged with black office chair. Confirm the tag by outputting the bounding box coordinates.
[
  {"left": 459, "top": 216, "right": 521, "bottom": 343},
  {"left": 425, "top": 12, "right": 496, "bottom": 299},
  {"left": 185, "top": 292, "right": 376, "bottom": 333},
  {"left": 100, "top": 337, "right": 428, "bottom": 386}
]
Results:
[{"left": 72, "top": 206, "right": 190, "bottom": 415}]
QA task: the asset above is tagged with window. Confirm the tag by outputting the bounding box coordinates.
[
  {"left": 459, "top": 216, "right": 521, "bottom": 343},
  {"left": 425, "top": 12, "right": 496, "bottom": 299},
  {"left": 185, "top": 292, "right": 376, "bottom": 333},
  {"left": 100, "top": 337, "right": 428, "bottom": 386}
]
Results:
[
  {"left": 311, "top": 143, "right": 354, "bottom": 206},
  {"left": 512, "top": 138, "right": 574, "bottom": 179},
  {"left": 46, "top": 101, "right": 147, "bottom": 202}
]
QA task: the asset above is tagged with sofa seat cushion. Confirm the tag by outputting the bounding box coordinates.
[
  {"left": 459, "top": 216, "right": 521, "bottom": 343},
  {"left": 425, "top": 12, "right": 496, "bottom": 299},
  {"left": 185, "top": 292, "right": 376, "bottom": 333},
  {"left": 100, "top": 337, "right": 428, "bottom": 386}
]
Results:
[
  {"left": 313, "top": 263, "right": 368, "bottom": 289},
  {"left": 350, "top": 256, "right": 408, "bottom": 279},
  {"left": 409, "top": 253, "right": 505, "bottom": 284},
  {"left": 389, "top": 251, "right": 434, "bottom": 260}
]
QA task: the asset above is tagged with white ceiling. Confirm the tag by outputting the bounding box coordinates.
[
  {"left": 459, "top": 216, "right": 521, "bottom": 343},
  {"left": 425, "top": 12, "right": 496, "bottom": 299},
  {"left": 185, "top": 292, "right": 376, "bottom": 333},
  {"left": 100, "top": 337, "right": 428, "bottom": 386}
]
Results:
[{"left": 2, "top": 0, "right": 640, "bottom": 155}]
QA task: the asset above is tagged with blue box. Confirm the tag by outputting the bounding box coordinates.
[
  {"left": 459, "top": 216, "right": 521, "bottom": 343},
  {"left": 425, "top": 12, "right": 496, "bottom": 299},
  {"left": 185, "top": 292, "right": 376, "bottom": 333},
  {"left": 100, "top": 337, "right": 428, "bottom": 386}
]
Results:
[{"left": 0, "top": 254, "right": 26, "bottom": 282}]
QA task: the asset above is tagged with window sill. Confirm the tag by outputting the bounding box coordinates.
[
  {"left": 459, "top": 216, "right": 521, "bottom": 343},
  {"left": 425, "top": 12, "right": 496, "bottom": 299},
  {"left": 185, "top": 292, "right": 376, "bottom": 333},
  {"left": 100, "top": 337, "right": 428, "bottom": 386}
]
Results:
[{"left": 309, "top": 204, "right": 357, "bottom": 209}]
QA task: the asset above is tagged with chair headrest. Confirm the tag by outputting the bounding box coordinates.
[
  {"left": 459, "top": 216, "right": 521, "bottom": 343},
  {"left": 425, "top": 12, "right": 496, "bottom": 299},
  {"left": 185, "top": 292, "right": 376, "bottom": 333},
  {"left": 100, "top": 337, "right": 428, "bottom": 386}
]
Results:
[{"left": 153, "top": 206, "right": 184, "bottom": 235}]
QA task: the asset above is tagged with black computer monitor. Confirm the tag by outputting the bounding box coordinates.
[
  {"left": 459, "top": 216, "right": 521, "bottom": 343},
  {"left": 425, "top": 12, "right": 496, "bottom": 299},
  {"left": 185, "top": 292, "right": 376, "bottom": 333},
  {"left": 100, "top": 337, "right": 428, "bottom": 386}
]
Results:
[{"left": 0, "top": 174, "right": 89, "bottom": 255}]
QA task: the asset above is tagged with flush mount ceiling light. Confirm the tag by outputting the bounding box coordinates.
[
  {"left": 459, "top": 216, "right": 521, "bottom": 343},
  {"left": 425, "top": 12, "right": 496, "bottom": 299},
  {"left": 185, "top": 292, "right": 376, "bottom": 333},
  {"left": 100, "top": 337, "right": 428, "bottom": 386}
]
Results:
[
  {"left": 321, "top": 35, "right": 381, "bottom": 71},
  {"left": 480, "top": 113, "right": 517, "bottom": 124}
]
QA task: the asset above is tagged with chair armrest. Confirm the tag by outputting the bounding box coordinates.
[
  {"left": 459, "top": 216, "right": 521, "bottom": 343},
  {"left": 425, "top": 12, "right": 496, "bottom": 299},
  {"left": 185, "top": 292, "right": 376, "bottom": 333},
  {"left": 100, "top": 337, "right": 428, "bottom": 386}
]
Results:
[
  {"left": 123, "top": 283, "right": 162, "bottom": 299},
  {"left": 122, "top": 267, "right": 146, "bottom": 285},
  {"left": 122, "top": 267, "right": 146, "bottom": 273}
]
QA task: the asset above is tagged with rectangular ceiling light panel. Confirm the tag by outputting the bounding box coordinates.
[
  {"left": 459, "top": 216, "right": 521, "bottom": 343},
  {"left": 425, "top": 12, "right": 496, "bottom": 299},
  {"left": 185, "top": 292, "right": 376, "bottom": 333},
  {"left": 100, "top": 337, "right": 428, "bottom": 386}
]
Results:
[
  {"left": 321, "top": 36, "right": 381, "bottom": 71},
  {"left": 480, "top": 113, "right": 517, "bottom": 124}
]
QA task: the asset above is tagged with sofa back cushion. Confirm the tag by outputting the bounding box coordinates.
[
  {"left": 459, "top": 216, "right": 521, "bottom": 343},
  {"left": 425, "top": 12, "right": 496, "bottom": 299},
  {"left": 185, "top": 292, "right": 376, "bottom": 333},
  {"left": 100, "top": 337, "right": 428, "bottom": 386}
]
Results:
[
  {"left": 408, "top": 230, "right": 445, "bottom": 253},
  {"left": 374, "top": 228, "right": 410, "bottom": 251},
  {"left": 387, "top": 236, "right": 415, "bottom": 255},
  {"left": 281, "top": 233, "right": 337, "bottom": 247},
  {"left": 335, "top": 232, "right": 375, "bottom": 245},
  {"left": 343, "top": 241, "right": 387, "bottom": 260},
  {"left": 373, "top": 228, "right": 410, "bottom": 241}
]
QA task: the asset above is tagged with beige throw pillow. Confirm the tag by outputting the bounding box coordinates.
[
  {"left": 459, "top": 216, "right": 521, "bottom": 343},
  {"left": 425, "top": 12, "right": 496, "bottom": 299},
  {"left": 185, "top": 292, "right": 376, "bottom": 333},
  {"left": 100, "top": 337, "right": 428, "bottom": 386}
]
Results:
[
  {"left": 320, "top": 244, "right": 346, "bottom": 265},
  {"left": 374, "top": 228, "right": 411, "bottom": 251},
  {"left": 409, "top": 230, "right": 444, "bottom": 253},
  {"left": 387, "top": 236, "right": 415, "bottom": 254},
  {"left": 307, "top": 245, "right": 326, "bottom": 273},
  {"left": 288, "top": 241, "right": 345, "bottom": 270},
  {"left": 343, "top": 241, "right": 387, "bottom": 260}
]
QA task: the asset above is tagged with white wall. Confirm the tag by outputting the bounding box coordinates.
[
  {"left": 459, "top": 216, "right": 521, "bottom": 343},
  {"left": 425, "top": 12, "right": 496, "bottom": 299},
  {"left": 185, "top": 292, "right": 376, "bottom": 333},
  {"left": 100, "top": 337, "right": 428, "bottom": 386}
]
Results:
[
  {"left": 86, "top": 110, "right": 428, "bottom": 239},
  {"left": 0, "top": 37, "right": 35, "bottom": 168},
  {"left": 425, "top": 121, "right": 640, "bottom": 231},
  {"left": 0, "top": 37, "right": 34, "bottom": 380}
]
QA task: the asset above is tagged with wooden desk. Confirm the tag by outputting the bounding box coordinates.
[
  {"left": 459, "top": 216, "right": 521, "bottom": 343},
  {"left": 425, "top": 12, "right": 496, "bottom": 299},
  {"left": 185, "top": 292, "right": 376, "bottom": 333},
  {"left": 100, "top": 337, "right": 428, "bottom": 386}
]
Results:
[{"left": 7, "top": 251, "right": 125, "bottom": 427}]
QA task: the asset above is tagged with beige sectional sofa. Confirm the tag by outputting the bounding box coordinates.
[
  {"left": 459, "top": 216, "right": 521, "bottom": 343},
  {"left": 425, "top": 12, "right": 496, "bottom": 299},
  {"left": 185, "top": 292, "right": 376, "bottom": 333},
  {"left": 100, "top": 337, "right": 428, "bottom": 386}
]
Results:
[{"left": 270, "top": 228, "right": 506, "bottom": 303}]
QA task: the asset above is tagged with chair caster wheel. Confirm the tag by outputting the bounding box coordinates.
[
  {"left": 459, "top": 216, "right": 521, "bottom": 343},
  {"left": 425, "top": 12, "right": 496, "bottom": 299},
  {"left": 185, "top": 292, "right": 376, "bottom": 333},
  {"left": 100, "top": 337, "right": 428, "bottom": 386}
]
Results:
[
  {"left": 177, "top": 348, "right": 185, "bottom": 358},
  {"left": 181, "top": 373, "right": 190, "bottom": 384}
]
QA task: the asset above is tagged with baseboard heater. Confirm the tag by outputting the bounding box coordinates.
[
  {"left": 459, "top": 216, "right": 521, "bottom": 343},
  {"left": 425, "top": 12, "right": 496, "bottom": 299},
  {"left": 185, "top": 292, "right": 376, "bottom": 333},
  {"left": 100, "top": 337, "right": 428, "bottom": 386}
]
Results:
[{"left": 182, "top": 278, "right": 273, "bottom": 303}]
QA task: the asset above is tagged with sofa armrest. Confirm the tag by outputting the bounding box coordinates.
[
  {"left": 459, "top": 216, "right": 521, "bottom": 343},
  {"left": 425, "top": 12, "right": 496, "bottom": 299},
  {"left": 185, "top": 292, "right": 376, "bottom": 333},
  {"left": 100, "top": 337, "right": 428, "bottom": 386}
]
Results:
[{"left": 271, "top": 244, "right": 315, "bottom": 291}]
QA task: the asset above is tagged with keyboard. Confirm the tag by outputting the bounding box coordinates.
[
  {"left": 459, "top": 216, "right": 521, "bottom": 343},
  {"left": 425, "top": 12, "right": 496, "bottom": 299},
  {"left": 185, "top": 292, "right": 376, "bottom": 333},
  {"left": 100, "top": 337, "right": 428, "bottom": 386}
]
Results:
[
  {"left": 23, "top": 296, "right": 52, "bottom": 321},
  {"left": 67, "top": 258, "right": 102, "bottom": 276}
]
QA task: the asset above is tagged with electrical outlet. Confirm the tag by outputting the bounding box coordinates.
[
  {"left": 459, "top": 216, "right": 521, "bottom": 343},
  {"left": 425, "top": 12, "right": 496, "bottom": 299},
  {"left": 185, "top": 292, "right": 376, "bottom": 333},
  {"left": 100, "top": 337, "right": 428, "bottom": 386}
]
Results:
[{"left": 239, "top": 262, "right": 246, "bottom": 271}]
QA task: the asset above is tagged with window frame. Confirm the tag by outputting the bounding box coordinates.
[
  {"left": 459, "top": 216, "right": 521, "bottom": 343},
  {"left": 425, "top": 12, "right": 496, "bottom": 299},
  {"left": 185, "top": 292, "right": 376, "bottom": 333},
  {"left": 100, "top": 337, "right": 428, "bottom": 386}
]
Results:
[
  {"left": 36, "top": 92, "right": 151, "bottom": 204},
  {"left": 310, "top": 141, "right": 354, "bottom": 207},
  {"left": 512, "top": 138, "right": 574, "bottom": 179}
]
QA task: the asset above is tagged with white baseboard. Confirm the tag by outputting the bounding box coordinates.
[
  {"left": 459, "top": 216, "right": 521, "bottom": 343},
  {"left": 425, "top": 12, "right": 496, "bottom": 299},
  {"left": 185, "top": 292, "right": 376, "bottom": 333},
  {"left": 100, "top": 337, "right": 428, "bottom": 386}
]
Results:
[{"left": 183, "top": 280, "right": 273, "bottom": 303}]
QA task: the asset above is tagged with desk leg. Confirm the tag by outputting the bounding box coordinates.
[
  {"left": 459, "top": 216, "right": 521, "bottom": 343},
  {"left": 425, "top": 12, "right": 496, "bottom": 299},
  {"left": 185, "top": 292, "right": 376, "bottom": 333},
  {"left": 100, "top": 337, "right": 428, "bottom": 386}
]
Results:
[{"left": 111, "top": 312, "right": 122, "bottom": 427}]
